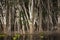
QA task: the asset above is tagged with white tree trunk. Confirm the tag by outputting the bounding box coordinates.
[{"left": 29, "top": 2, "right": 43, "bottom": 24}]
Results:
[{"left": 29, "top": 0, "right": 33, "bottom": 34}]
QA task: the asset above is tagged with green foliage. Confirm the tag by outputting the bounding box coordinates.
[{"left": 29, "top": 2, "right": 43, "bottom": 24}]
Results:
[
  {"left": 42, "top": 12, "right": 47, "bottom": 18},
  {"left": 15, "top": 34, "right": 20, "bottom": 37},
  {"left": 13, "top": 34, "right": 20, "bottom": 40},
  {"left": 23, "top": 0, "right": 29, "bottom": 2},
  {"left": 13, "top": 37, "right": 16, "bottom": 40},
  {"left": 19, "top": 11, "right": 23, "bottom": 24},
  {"left": 40, "top": 32, "right": 45, "bottom": 39},
  {"left": 0, "top": 34, "right": 6, "bottom": 38},
  {"left": 19, "top": 11, "right": 27, "bottom": 24},
  {"left": 42, "top": 7, "right": 47, "bottom": 19},
  {"left": 19, "top": 10, "right": 30, "bottom": 31}
]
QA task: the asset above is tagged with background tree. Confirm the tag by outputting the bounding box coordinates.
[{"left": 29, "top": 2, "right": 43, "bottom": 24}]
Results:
[{"left": 0, "top": 0, "right": 59, "bottom": 35}]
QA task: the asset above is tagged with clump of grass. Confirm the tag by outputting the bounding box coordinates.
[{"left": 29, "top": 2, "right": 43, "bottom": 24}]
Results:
[
  {"left": 13, "top": 33, "right": 20, "bottom": 40},
  {"left": 40, "top": 32, "right": 45, "bottom": 39}
]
